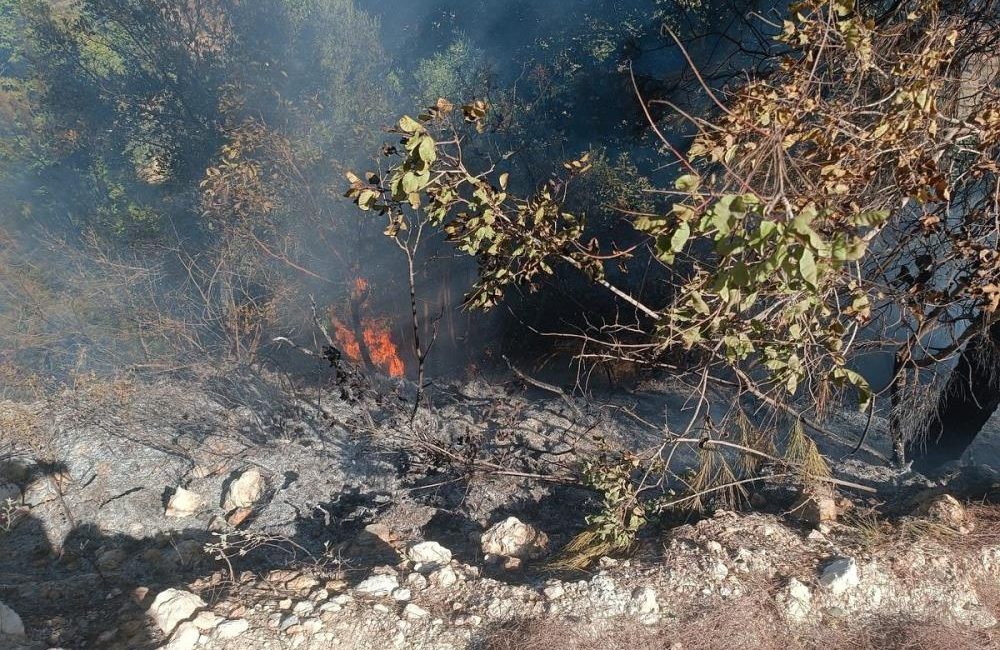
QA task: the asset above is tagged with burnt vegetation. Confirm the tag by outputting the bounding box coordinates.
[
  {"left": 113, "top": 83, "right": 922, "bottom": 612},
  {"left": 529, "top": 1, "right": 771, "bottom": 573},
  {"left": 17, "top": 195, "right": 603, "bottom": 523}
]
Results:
[{"left": 1, "top": 0, "right": 1000, "bottom": 602}]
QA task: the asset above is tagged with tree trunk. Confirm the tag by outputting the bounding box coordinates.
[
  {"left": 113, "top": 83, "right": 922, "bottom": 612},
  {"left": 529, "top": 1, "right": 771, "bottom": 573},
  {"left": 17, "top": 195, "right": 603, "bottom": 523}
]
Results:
[{"left": 908, "top": 321, "right": 1000, "bottom": 472}]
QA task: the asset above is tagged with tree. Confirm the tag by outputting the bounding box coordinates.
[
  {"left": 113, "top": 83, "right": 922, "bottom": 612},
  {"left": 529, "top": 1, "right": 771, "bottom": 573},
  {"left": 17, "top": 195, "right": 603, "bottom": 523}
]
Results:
[{"left": 349, "top": 0, "right": 1000, "bottom": 553}]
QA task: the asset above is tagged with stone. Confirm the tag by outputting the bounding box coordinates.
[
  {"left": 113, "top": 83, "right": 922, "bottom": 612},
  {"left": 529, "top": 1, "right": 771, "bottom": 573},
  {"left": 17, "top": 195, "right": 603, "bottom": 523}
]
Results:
[
  {"left": 407, "top": 573, "right": 428, "bottom": 591},
  {"left": 916, "top": 494, "right": 973, "bottom": 533},
  {"left": 165, "top": 488, "right": 204, "bottom": 518},
  {"left": 215, "top": 618, "right": 249, "bottom": 640},
  {"left": 783, "top": 578, "right": 812, "bottom": 623},
  {"left": 355, "top": 574, "right": 399, "bottom": 597},
  {"left": 391, "top": 588, "right": 412, "bottom": 602},
  {"left": 430, "top": 566, "right": 458, "bottom": 589},
  {"left": 0, "top": 602, "right": 25, "bottom": 637},
  {"left": 481, "top": 517, "right": 549, "bottom": 560},
  {"left": 710, "top": 561, "right": 729, "bottom": 580},
  {"left": 226, "top": 507, "right": 253, "bottom": 528},
  {"left": 543, "top": 584, "right": 565, "bottom": 600},
  {"left": 793, "top": 488, "right": 839, "bottom": 525},
  {"left": 292, "top": 601, "right": 315, "bottom": 616},
  {"left": 286, "top": 575, "right": 319, "bottom": 594},
  {"left": 165, "top": 622, "right": 200, "bottom": 650},
  {"left": 148, "top": 589, "right": 208, "bottom": 635},
  {"left": 223, "top": 468, "right": 266, "bottom": 511},
  {"left": 407, "top": 541, "right": 452, "bottom": 569},
  {"left": 819, "top": 557, "right": 860, "bottom": 595},
  {"left": 631, "top": 586, "right": 659, "bottom": 616},
  {"left": 403, "top": 604, "right": 429, "bottom": 620},
  {"left": 192, "top": 610, "right": 223, "bottom": 630}
]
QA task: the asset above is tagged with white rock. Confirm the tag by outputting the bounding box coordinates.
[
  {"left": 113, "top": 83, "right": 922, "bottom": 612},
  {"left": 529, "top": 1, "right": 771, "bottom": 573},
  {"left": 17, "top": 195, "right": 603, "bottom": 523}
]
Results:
[
  {"left": 165, "top": 488, "right": 204, "bottom": 518},
  {"left": 292, "top": 601, "right": 315, "bottom": 616},
  {"left": 355, "top": 574, "right": 399, "bottom": 597},
  {"left": 430, "top": 566, "right": 458, "bottom": 589},
  {"left": 481, "top": 517, "right": 549, "bottom": 560},
  {"left": 223, "top": 468, "right": 265, "bottom": 511},
  {"left": 192, "top": 610, "right": 223, "bottom": 630},
  {"left": 407, "top": 541, "right": 452, "bottom": 568},
  {"left": 543, "top": 584, "right": 565, "bottom": 600},
  {"left": 631, "top": 586, "right": 659, "bottom": 616},
  {"left": 148, "top": 589, "right": 208, "bottom": 635},
  {"left": 407, "top": 573, "right": 428, "bottom": 591},
  {"left": 164, "top": 622, "right": 200, "bottom": 650},
  {"left": 403, "top": 603, "right": 430, "bottom": 620},
  {"left": 0, "top": 602, "right": 25, "bottom": 637},
  {"left": 214, "top": 618, "right": 249, "bottom": 640},
  {"left": 819, "top": 557, "right": 860, "bottom": 595},
  {"left": 783, "top": 578, "right": 812, "bottom": 622},
  {"left": 391, "top": 588, "right": 412, "bottom": 602}
]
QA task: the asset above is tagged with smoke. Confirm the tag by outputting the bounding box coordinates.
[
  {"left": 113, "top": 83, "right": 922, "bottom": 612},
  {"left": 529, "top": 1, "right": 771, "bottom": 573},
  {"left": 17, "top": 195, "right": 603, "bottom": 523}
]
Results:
[{"left": 0, "top": 0, "right": 766, "bottom": 386}]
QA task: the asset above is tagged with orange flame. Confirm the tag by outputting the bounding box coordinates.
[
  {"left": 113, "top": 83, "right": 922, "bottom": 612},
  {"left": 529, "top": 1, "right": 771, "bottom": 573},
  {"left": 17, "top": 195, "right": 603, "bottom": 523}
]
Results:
[
  {"left": 362, "top": 318, "right": 406, "bottom": 378},
  {"left": 329, "top": 278, "right": 406, "bottom": 378},
  {"left": 331, "top": 315, "right": 362, "bottom": 363}
]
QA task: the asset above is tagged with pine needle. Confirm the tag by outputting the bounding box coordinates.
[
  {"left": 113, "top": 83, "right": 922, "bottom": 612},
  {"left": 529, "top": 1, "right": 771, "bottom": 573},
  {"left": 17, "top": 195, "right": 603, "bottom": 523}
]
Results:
[
  {"left": 785, "top": 419, "right": 831, "bottom": 480},
  {"left": 546, "top": 528, "right": 617, "bottom": 572}
]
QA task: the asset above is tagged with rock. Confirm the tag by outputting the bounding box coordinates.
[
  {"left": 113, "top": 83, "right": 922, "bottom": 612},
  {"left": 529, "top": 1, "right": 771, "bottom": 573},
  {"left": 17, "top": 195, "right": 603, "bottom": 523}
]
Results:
[
  {"left": 215, "top": 618, "right": 249, "bottom": 640},
  {"left": 148, "top": 589, "right": 208, "bottom": 635},
  {"left": 631, "top": 586, "right": 659, "bottom": 616},
  {"left": 226, "top": 507, "right": 253, "bottom": 528},
  {"left": 355, "top": 574, "right": 399, "bottom": 597},
  {"left": 279, "top": 614, "right": 299, "bottom": 631},
  {"left": 407, "top": 541, "right": 452, "bottom": 569},
  {"left": 481, "top": 517, "right": 549, "bottom": 560},
  {"left": 407, "top": 573, "right": 428, "bottom": 591},
  {"left": 192, "top": 610, "right": 223, "bottom": 630},
  {"left": 819, "top": 557, "right": 860, "bottom": 595},
  {"left": 403, "top": 604, "right": 429, "bottom": 620},
  {"left": 783, "top": 578, "right": 812, "bottom": 622},
  {"left": 0, "top": 602, "right": 25, "bottom": 637},
  {"left": 430, "top": 566, "right": 458, "bottom": 589},
  {"left": 286, "top": 575, "right": 319, "bottom": 594},
  {"left": 292, "top": 601, "right": 315, "bottom": 616},
  {"left": 165, "top": 487, "right": 204, "bottom": 518},
  {"left": 710, "top": 561, "right": 729, "bottom": 580},
  {"left": 391, "top": 588, "right": 412, "bottom": 602},
  {"left": 793, "top": 488, "right": 838, "bottom": 525},
  {"left": 916, "top": 494, "right": 973, "bottom": 533},
  {"left": 543, "top": 584, "right": 565, "bottom": 600},
  {"left": 165, "top": 622, "right": 200, "bottom": 650},
  {"left": 223, "top": 468, "right": 265, "bottom": 511}
]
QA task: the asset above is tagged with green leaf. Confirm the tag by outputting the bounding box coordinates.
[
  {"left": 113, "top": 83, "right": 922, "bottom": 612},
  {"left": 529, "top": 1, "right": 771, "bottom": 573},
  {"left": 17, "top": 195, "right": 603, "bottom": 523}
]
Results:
[
  {"left": 854, "top": 209, "right": 889, "bottom": 227},
  {"left": 799, "top": 248, "right": 818, "bottom": 289},
  {"left": 417, "top": 135, "right": 437, "bottom": 164},
  {"left": 670, "top": 221, "right": 691, "bottom": 253},
  {"left": 398, "top": 115, "right": 423, "bottom": 133},
  {"left": 675, "top": 174, "right": 701, "bottom": 193}
]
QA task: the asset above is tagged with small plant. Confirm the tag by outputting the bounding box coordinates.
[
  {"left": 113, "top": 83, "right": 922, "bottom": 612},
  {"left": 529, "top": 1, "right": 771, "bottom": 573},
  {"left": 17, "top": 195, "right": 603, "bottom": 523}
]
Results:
[{"left": 0, "top": 498, "right": 25, "bottom": 534}]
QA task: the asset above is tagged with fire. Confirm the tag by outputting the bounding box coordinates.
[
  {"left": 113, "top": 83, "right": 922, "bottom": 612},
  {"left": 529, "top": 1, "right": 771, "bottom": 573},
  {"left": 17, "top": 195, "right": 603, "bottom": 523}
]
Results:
[
  {"left": 361, "top": 318, "right": 406, "bottom": 378},
  {"left": 328, "top": 277, "right": 406, "bottom": 378},
  {"left": 331, "top": 315, "right": 362, "bottom": 363},
  {"left": 351, "top": 276, "right": 369, "bottom": 298}
]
